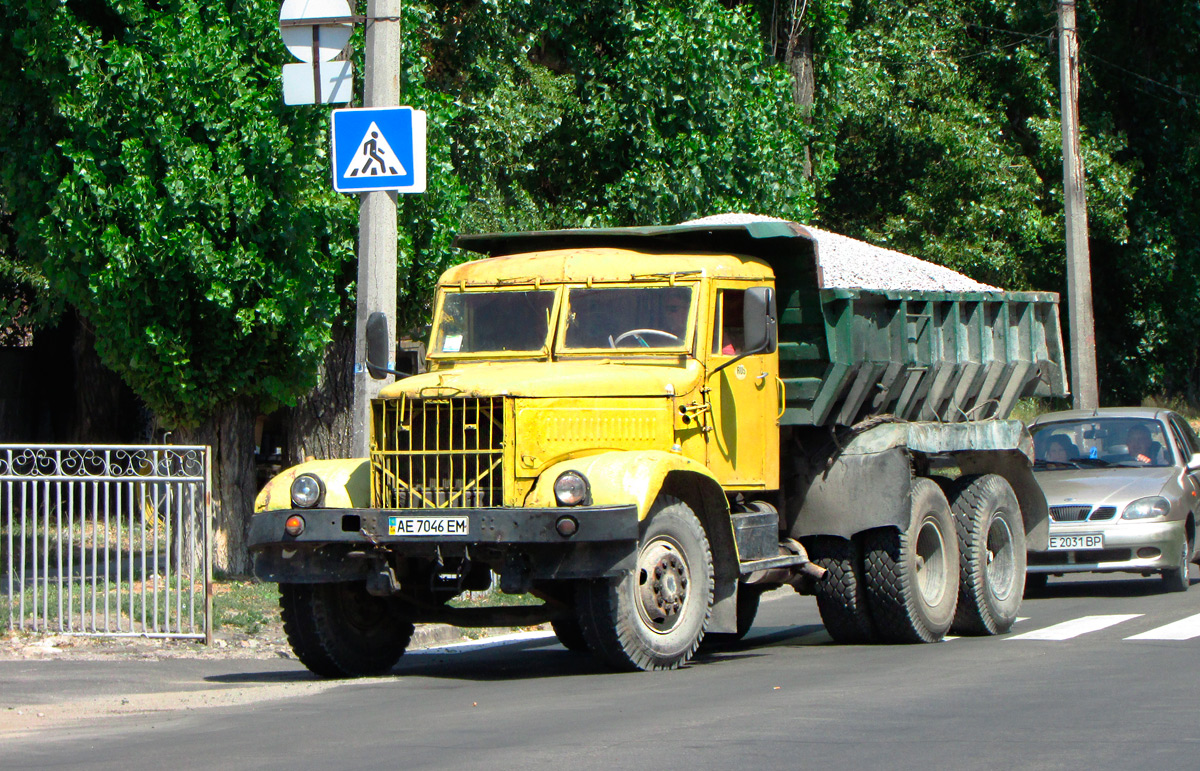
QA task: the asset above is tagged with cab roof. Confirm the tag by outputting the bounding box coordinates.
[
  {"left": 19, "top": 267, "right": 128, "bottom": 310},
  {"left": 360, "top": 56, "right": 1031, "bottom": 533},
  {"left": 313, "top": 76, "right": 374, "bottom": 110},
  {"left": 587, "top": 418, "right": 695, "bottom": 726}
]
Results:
[{"left": 444, "top": 221, "right": 811, "bottom": 286}]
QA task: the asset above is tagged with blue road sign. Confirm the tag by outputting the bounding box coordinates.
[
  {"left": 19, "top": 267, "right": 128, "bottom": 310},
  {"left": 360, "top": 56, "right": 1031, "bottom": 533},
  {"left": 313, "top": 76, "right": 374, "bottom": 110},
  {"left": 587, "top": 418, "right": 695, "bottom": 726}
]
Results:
[{"left": 331, "top": 106, "right": 426, "bottom": 193}]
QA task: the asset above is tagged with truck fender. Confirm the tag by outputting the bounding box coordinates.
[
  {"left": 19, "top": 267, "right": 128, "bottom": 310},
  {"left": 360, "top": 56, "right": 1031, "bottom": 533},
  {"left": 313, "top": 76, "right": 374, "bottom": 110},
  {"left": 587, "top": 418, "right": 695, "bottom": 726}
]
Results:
[
  {"left": 526, "top": 451, "right": 741, "bottom": 634},
  {"left": 953, "top": 450, "right": 1050, "bottom": 551},
  {"left": 254, "top": 458, "right": 371, "bottom": 512}
]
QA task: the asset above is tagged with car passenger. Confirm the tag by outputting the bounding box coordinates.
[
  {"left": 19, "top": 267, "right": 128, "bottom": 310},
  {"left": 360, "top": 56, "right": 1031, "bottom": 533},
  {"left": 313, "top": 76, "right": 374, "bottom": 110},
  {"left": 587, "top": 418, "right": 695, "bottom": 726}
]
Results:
[{"left": 1045, "top": 435, "right": 1073, "bottom": 463}]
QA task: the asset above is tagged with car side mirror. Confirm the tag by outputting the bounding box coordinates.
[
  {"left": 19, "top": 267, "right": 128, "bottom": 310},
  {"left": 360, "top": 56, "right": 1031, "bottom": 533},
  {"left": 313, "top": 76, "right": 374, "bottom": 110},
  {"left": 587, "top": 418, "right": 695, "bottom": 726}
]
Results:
[
  {"left": 1188, "top": 452, "right": 1200, "bottom": 472},
  {"left": 366, "top": 312, "right": 399, "bottom": 380},
  {"left": 743, "top": 286, "right": 777, "bottom": 355}
]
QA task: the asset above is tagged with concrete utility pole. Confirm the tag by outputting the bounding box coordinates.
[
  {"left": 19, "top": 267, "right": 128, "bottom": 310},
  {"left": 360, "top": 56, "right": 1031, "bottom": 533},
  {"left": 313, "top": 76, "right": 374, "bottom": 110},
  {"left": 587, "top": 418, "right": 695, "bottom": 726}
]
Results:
[
  {"left": 351, "top": 0, "right": 401, "bottom": 457},
  {"left": 1057, "top": 0, "right": 1099, "bottom": 410}
]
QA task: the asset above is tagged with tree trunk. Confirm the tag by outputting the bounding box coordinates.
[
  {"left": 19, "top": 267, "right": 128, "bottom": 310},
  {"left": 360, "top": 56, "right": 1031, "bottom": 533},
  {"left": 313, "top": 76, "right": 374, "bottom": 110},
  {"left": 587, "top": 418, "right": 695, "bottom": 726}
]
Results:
[
  {"left": 176, "top": 398, "right": 257, "bottom": 576},
  {"left": 285, "top": 321, "right": 355, "bottom": 464},
  {"left": 784, "top": 21, "right": 815, "bottom": 180}
]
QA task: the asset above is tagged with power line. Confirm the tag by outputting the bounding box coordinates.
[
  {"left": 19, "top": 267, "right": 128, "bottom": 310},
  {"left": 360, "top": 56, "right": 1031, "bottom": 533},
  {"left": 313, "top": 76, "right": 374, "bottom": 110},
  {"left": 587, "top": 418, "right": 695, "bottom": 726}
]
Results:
[{"left": 1080, "top": 49, "right": 1200, "bottom": 102}]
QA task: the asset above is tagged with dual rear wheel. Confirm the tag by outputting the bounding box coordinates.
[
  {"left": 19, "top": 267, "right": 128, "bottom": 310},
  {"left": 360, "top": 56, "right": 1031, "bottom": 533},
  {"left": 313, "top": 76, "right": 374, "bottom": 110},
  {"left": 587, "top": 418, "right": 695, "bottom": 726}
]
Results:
[{"left": 809, "top": 474, "right": 1025, "bottom": 643}]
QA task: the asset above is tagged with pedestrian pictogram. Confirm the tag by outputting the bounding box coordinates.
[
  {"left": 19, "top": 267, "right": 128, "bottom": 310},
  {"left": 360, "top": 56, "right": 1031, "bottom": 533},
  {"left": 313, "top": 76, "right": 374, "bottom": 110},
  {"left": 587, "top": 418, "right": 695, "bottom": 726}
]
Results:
[
  {"left": 346, "top": 122, "right": 405, "bottom": 177},
  {"left": 331, "top": 107, "right": 427, "bottom": 193}
]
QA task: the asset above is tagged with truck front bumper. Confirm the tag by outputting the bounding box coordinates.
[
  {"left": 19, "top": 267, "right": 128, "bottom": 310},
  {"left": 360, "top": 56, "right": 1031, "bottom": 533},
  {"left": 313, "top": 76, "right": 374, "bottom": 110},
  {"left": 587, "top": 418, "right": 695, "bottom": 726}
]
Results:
[{"left": 248, "top": 505, "right": 639, "bottom": 584}]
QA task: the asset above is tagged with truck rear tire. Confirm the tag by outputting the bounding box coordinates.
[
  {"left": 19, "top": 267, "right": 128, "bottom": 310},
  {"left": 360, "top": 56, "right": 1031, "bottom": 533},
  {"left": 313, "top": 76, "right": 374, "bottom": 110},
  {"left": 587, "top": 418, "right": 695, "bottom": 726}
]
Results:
[
  {"left": 863, "top": 478, "right": 960, "bottom": 643},
  {"left": 805, "top": 535, "right": 876, "bottom": 643},
  {"left": 940, "top": 474, "right": 1026, "bottom": 635},
  {"left": 279, "top": 582, "right": 414, "bottom": 678},
  {"left": 576, "top": 495, "right": 714, "bottom": 671}
]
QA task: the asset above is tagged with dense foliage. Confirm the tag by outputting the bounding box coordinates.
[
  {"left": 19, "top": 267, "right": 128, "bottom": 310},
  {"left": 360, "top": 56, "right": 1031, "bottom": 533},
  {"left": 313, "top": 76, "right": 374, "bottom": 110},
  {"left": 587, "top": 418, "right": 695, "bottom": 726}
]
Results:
[{"left": 2, "top": 0, "right": 1199, "bottom": 425}]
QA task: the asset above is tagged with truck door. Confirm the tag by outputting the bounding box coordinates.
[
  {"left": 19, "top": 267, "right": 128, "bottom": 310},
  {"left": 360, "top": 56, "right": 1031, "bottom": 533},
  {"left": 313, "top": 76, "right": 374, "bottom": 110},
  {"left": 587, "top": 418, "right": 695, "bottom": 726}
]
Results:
[{"left": 705, "top": 285, "right": 780, "bottom": 489}]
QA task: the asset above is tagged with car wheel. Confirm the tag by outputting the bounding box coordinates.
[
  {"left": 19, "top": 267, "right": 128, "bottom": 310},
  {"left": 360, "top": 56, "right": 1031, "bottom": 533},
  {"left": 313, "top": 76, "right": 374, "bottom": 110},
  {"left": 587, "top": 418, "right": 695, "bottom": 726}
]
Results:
[{"left": 1160, "top": 532, "right": 1192, "bottom": 593}]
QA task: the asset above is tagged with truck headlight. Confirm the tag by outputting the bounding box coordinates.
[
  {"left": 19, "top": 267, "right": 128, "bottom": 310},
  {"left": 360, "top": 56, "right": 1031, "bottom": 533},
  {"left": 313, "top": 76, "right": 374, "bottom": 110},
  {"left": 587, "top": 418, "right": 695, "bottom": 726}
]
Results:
[
  {"left": 1122, "top": 496, "right": 1170, "bottom": 520},
  {"left": 290, "top": 474, "right": 324, "bottom": 509},
  {"left": 554, "top": 471, "right": 590, "bottom": 506}
]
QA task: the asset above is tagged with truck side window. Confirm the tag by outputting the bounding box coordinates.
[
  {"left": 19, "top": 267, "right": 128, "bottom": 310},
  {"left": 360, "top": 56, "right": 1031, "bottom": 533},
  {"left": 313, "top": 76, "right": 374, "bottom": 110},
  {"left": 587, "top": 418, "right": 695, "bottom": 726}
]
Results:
[{"left": 711, "top": 289, "right": 745, "bottom": 355}]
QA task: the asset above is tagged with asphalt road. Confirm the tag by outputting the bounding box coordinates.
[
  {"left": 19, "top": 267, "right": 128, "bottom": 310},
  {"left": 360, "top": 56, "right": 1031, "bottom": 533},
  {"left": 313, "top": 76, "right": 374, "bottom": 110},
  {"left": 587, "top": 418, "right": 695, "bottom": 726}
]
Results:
[{"left": 4, "top": 571, "right": 1200, "bottom": 770}]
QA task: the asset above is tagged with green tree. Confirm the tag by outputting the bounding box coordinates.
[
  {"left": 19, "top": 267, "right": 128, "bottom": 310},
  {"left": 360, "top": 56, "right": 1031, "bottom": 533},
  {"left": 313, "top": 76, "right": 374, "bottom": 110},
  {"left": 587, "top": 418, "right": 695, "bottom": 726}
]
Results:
[{"left": 0, "top": 0, "right": 357, "bottom": 571}]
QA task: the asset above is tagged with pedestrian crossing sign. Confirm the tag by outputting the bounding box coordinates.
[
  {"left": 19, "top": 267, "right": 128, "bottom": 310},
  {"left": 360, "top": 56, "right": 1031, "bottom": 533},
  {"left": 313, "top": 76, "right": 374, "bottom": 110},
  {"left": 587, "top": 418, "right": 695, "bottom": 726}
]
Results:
[{"left": 331, "top": 106, "right": 426, "bottom": 193}]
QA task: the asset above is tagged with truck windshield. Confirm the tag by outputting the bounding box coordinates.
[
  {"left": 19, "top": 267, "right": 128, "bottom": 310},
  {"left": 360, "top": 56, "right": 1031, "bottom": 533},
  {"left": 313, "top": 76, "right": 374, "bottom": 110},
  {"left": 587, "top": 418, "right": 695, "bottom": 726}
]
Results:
[
  {"left": 432, "top": 290, "right": 556, "bottom": 355},
  {"left": 563, "top": 285, "right": 693, "bottom": 350}
]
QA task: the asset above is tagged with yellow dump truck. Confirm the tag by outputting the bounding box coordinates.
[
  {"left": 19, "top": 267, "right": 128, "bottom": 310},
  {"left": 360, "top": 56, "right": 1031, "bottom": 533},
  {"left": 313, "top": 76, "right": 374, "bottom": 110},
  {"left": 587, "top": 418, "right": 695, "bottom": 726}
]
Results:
[{"left": 250, "top": 219, "right": 1068, "bottom": 676}]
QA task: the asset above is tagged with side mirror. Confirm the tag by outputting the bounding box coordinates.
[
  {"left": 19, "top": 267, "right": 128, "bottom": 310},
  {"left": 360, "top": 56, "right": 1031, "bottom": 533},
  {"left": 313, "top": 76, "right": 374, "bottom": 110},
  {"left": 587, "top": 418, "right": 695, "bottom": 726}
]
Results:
[
  {"left": 366, "top": 312, "right": 392, "bottom": 380},
  {"left": 1188, "top": 452, "right": 1200, "bottom": 472},
  {"left": 743, "top": 286, "right": 777, "bottom": 355}
]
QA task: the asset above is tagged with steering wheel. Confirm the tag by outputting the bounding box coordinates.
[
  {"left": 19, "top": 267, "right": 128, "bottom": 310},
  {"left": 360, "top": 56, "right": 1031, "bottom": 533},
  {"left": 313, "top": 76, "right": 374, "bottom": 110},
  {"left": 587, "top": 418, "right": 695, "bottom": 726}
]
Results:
[{"left": 611, "top": 328, "right": 680, "bottom": 348}]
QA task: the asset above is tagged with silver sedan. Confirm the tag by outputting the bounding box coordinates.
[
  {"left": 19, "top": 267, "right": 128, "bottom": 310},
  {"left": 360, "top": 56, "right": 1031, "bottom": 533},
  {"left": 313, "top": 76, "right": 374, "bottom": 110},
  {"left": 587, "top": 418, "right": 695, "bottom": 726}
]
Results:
[{"left": 1027, "top": 407, "right": 1199, "bottom": 592}]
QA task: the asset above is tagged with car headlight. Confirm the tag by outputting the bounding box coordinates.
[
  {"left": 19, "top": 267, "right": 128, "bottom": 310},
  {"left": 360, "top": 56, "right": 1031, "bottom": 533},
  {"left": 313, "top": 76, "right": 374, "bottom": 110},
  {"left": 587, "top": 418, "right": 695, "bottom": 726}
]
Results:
[
  {"left": 290, "top": 473, "right": 324, "bottom": 509},
  {"left": 553, "top": 471, "right": 590, "bottom": 506},
  {"left": 1122, "top": 496, "right": 1170, "bottom": 520}
]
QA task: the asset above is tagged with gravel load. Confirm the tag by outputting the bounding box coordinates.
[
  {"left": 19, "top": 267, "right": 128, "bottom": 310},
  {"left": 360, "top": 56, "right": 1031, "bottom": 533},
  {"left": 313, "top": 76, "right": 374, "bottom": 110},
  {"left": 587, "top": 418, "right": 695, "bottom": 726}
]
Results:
[{"left": 682, "top": 213, "right": 1000, "bottom": 293}]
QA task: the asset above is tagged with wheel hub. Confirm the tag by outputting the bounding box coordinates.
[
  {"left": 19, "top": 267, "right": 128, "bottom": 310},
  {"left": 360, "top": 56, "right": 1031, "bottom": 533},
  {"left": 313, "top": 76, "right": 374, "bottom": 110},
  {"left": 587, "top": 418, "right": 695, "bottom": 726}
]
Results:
[
  {"left": 985, "top": 513, "right": 1016, "bottom": 601},
  {"left": 637, "top": 540, "right": 691, "bottom": 634}
]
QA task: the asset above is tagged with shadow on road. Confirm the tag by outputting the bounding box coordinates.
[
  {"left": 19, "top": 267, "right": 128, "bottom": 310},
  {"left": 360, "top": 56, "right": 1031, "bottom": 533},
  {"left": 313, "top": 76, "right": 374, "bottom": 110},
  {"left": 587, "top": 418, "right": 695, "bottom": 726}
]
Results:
[
  {"left": 202, "top": 623, "right": 831, "bottom": 685},
  {"left": 1027, "top": 575, "right": 1194, "bottom": 600}
]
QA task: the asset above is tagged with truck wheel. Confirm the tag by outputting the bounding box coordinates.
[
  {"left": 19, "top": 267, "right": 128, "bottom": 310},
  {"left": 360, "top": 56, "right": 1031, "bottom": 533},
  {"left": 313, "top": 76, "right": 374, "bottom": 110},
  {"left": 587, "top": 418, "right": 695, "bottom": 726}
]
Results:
[
  {"left": 551, "top": 618, "right": 590, "bottom": 653},
  {"left": 863, "top": 478, "right": 960, "bottom": 643},
  {"left": 940, "top": 474, "right": 1026, "bottom": 635},
  {"left": 576, "top": 495, "right": 714, "bottom": 671},
  {"left": 279, "top": 582, "right": 414, "bottom": 678},
  {"left": 1160, "top": 532, "right": 1192, "bottom": 593},
  {"left": 805, "top": 535, "right": 876, "bottom": 644}
]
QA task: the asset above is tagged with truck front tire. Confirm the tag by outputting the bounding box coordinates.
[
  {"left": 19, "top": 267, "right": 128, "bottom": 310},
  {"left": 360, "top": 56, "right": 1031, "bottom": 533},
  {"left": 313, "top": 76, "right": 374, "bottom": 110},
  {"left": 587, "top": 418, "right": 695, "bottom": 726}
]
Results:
[
  {"left": 940, "top": 474, "right": 1026, "bottom": 635},
  {"left": 863, "top": 478, "right": 960, "bottom": 643},
  {"left": 279, "top": 582, "right": 414, "bottom": 678},
  {"left": 576, "top": 495, "right": 714, "bottom": 671}
]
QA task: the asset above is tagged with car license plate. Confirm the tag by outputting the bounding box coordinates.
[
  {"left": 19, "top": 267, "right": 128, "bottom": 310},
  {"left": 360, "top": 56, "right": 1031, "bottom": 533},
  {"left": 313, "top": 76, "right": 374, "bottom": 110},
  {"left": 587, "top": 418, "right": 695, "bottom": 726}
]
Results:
[
  {"left": 1048, "top": 533, "right": 1104, "bottom": 550},
  {"left": 388, "top": 516, "right": 469, "bottom": 536}
]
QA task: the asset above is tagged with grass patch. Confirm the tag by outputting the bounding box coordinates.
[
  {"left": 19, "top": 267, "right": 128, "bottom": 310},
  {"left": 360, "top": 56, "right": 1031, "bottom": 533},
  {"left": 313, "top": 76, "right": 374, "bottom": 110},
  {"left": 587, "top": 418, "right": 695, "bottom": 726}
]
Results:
[{"left": 211, "top": 580, "right": 280, "bottom": 636}]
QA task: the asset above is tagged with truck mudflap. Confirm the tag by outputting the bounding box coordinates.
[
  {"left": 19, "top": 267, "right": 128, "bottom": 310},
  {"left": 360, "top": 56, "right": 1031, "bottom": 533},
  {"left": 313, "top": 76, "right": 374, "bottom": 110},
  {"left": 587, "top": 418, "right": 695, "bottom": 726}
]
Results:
[{"left": 248, "top": 505, "right": 639, "bottom": 584}]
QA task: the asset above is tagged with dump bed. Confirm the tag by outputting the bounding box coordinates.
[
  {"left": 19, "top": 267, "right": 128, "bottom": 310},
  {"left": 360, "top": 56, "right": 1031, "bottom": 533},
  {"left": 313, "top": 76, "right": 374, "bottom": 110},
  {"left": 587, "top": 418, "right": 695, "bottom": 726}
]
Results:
[{"left": 455, "top": 219, "right": 1068, "bottom": 427}]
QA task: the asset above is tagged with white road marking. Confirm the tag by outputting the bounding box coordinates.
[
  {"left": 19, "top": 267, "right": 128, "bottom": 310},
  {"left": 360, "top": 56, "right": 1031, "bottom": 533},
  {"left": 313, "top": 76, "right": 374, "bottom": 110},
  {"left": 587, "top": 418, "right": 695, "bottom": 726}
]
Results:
[
  {"left": 1125, "top": 612, "right": 1200, "bottom": 641},
  {"left": 1008, "top": 614, "right": 1142, "bottom": 641},
  {"left": 412, "top": 630, "right": 557, "bottom": 655}
]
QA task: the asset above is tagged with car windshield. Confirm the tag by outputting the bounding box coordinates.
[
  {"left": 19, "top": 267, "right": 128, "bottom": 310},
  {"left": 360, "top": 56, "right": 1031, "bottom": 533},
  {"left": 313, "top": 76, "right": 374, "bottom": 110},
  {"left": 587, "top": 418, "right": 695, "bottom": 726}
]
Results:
[
  {"left": 432, "top": 290, "right": 556, "bottom": 355},
  {"left": 562, "top": 285, "right": 693, "bottom": 350},
  {"left": 1031, "top": 418, "right": 1173, "bottom": 468}
]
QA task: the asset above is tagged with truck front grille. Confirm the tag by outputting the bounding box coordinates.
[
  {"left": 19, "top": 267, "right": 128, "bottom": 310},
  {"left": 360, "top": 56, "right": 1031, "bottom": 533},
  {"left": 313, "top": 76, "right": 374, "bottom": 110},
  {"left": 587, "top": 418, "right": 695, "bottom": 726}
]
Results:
[{"left": 371, "top": 396, "right": 505, "bottom": 509}]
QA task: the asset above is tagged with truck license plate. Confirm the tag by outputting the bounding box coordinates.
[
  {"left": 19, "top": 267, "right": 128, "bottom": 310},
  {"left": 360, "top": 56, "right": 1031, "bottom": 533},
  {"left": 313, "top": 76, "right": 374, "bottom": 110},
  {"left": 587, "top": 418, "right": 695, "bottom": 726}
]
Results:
[
  {"left": 1048, "top": 533, "right": 1104, "bottom": 550},
  {"left": 388, "top": 516, "right": 470, "bottom": 536}
]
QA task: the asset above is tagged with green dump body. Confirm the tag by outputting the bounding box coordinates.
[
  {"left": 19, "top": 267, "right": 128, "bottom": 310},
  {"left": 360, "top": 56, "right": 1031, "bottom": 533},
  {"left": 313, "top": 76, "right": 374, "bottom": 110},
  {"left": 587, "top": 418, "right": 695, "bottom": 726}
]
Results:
[{"left": 455, "top": 219, "right": 1069, "bottom": 428}]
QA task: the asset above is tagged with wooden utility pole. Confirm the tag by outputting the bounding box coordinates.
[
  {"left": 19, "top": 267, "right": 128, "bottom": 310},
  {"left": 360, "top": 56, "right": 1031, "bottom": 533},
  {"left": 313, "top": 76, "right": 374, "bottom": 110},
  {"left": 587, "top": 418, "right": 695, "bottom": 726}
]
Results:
[
  {"left": 1058, "top": 0, "right": 1099, "bottom": 409},
  {"left": 350, "top": 0, "right": 401, "bottom": 457}
]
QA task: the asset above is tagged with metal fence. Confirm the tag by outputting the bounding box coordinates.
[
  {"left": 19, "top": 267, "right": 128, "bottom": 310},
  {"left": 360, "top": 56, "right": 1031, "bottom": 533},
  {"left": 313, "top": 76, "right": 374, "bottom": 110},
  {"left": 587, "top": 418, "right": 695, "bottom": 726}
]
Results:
[{"left": 1, "top": 445, "right": 211, "bottom": 642}]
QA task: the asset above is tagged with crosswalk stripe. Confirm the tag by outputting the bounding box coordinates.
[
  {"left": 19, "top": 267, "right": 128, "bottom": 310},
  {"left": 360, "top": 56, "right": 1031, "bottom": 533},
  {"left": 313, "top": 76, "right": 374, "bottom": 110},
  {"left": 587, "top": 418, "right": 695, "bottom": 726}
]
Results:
[
  {"left": 1125, "top": 612, "right": 1200, "bottom": 641},
  {"left": 1008, "top": 614, "right": 1142, "bottom": 641}
]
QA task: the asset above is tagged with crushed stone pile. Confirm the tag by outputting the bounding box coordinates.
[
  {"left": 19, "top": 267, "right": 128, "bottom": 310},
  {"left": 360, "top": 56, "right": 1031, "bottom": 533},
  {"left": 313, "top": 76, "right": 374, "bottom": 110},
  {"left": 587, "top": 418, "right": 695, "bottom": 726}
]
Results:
[{"left": 682, "top": 213, "right": 1000, "bottom": 293}]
